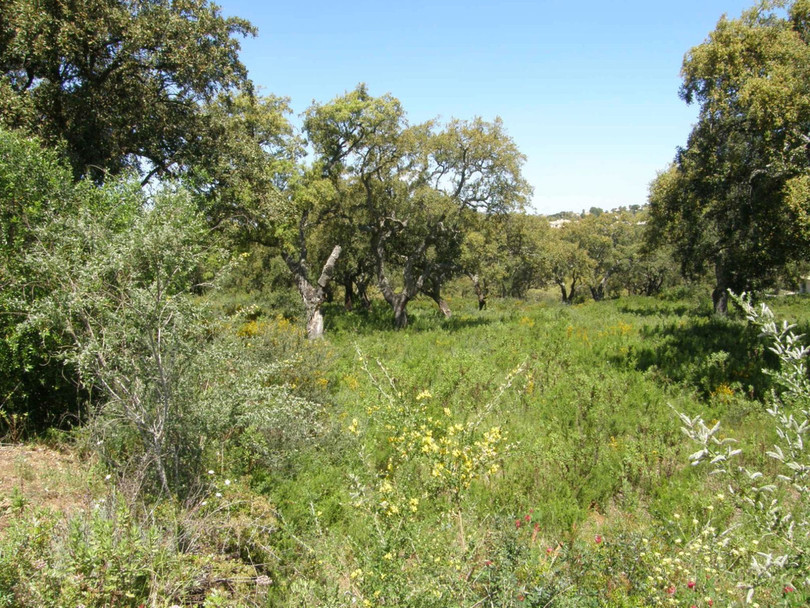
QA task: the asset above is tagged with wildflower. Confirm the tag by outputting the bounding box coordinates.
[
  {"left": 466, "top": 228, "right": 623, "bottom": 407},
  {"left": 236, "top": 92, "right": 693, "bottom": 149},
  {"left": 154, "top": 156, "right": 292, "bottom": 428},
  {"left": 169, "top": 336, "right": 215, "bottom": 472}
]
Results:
[
  {"left": 595, "top": 534, "right": 603, "bottom": 544},
  {"left": 784, "top": 586, "right": 795, "bottom": 593},
  {"left": 666, "top": 586, "right": 676, "bottom": 595},
  {"left": 224, "top": 479, "right": 231, "bottom": 486},
  {"left": 484, "top": 560, "right": 493, "bottom": 566},
  {"left": 687, "top": 580, "right": 695, "bottom": 589},
  {"left": 524, "top": 513, "right": 531, "bottom": 522},
  {"left": 208, "top": 470, "right": 214, "bottom": 475},
  {"left": 515, "top": 519, "right": 521, "bottom": 529}
]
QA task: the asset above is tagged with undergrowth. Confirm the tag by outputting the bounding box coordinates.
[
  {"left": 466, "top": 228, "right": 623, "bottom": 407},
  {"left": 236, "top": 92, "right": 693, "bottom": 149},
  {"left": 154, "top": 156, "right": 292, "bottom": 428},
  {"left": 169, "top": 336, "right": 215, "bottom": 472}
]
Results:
[{"left": 2, "top": 292, "right": 809, "bottom": 606}]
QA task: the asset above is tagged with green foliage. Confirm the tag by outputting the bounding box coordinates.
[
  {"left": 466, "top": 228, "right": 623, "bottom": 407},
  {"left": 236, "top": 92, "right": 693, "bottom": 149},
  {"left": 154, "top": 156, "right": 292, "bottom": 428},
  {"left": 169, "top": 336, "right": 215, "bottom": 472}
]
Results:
[
  {"left": 0, "top": 0, "right": 255, "bottom": 182},
  {"left": 25, "top": 185, "right": 219, "bottom": 492},
  {"left": 302, "top": 84, "right": 531, "bottom": 328},
  {"left": 186, "top": 91, "right": 302, "bottom": 242},
  {"left": 648, "top": 0, "right": 810, "bottom": 312},
  {"left": 0, "top": 128, "right": 89, "bottom": 433},
  {"left": 20, "top": 180, "right": 327, "bottom": 495},
  {"left": 0, "top": 496, "right": 160, "bottom": 607},
  {"left": 669, "top": 293, "right": 810, "bottom": 604}
]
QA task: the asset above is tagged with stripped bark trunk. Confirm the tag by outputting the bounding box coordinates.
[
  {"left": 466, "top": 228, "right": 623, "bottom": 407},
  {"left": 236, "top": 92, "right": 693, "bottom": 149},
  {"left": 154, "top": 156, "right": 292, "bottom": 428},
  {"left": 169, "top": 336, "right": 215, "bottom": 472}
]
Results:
[
  {"left": 712, "top": 262, "right": 729, "bottom": 316},
  {"left": 423, "top": 280, "right": 452, "bottom": 318},
  {"left": 373, "top": 226, "right": 426, "bottom": 329},
  {"left": 283, "top": 244, "right": 342, "bottom": 339},
  {"left": 468, "top": 273, "right": 487, "bottom": 310},
  {"left": 589, "top": 276, "right": 608, "bottom": 301}
]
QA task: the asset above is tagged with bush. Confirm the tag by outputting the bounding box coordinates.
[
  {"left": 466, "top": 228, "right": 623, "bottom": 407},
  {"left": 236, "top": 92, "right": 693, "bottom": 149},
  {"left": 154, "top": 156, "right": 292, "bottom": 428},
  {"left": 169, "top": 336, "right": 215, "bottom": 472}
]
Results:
[{"left": 0, "top": 128, "right": 88, "bottom": 434}]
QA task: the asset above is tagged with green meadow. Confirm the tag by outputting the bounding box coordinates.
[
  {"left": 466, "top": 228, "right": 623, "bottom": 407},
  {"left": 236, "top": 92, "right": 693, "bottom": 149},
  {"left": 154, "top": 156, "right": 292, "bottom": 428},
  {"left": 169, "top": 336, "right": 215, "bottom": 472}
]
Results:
[{"left": 6, "top": 288, "right": 807, "bottom": 607}]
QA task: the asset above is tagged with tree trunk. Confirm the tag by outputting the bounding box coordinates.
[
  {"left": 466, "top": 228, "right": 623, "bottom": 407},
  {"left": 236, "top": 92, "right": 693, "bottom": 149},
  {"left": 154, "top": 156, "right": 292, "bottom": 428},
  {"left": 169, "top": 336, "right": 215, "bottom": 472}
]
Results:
[
  {"left": 356, "top": 279, "right": 371, "bottom": 310},
  {"left": 283, "top": 244, "right": 342, "bottom": 339},
  {"left": 645, "top": 275, "right": 664, "bottom": 297},
  {"left": 393, "top": 296, "right": 409, "bottom": 329},
  {"left": 372, "top": 222, "right": 426, "bottom": 329},
  {"left": 343, "top": 276, "right": 354, "bottom": 311},
  {"left": 590, "top": 277, "right": 606, "bottom": 302},
  {"left": 558, "top": 282, "right": 568, "bottom": 304},
  {"left": 468, "top": 273, "right": 487, "bottom": 310},
  {"left": 306, "top": 305, "right": 325, "bottom": 339},
  {"left": 712, "top": 262, "right": 729, "bottom": 315},
  {"left": 424, "top": 281, "right": 452, "bottom": 318}
]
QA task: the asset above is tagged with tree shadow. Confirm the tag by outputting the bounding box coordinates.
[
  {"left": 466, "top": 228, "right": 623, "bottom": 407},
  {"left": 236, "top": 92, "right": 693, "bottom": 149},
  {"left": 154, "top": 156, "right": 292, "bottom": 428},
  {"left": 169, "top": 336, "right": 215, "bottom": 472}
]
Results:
[
  {"left": 323, "top": 301, "right": 493, "bottom": 335},
  {"left": 617, "top": 301, "right": 694, "bottom": 318},
  {"left": 612, "top": 314, "right": 776, "bottom": 402}
]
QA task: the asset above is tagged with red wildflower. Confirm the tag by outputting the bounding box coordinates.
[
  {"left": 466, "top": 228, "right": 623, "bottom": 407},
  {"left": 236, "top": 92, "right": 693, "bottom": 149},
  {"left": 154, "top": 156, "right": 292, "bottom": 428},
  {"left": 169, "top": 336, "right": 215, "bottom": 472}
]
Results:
[
  {"left": 687, "top": 580, "right": 695, "bottom": 589},
  {"left": 524, "top": 513, "right": 531, "bottom": 522},
  {"left": 666, "top": 586, "right": 676, "bottom": 595},
  {"left": 594, "top": 534, "right": 603, "bottom": 544},
  {"left": 784, "top": 585, "right": 795, "bottom": 593},
  {"left": 484, "top": 560, "right": 493, "bottom": 566},
  {"left": 515, "top": 519, "right": 521, "bottom": 529}
]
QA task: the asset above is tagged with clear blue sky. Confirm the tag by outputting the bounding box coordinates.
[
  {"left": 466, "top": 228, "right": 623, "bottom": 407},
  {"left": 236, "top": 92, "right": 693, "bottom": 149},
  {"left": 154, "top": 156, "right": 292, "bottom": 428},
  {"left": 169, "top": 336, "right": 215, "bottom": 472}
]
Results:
[{"left": 215, "top": 0, "right": 755, "bottom": 215}]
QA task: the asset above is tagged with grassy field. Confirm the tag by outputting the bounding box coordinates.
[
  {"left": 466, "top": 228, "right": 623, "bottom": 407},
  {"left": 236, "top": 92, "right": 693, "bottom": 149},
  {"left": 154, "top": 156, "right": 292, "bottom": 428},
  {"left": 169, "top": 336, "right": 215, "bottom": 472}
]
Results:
[{"left": 2, "top": 289, "right": 808, "bottom": 607}]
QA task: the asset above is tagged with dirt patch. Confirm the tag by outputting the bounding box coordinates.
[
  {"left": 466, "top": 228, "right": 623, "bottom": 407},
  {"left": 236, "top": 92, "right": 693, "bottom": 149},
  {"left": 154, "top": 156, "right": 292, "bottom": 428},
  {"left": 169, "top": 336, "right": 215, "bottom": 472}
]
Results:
[{"left": 0, "top": 443, "right": 95, "bottom": 529}]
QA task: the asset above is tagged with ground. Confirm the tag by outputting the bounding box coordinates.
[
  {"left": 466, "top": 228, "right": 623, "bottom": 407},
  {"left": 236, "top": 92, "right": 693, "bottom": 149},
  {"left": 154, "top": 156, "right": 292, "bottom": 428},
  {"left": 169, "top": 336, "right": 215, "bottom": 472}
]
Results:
[{"left": 0, "top": 443, "right": 94, "bottom": 529}]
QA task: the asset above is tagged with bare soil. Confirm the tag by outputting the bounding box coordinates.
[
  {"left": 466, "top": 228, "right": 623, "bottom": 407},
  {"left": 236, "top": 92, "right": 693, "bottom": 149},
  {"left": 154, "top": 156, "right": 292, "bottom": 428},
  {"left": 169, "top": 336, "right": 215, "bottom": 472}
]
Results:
[{"left": 0, "top": 443, "right": 94, "bottom": 529}]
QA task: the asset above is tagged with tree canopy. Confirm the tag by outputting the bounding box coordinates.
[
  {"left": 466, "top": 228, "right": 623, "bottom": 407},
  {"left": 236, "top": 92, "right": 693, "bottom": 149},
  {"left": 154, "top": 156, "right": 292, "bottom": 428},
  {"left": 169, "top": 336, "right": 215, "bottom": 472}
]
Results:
[
  {"left": 303, "top": 84, "right": 531, "bottom": 327},
  {"left": 0, "top": 0, "right": 254, "bottom": 182},
  {"left": 648, "top": 0, "right": 810, "bottom": 312}
]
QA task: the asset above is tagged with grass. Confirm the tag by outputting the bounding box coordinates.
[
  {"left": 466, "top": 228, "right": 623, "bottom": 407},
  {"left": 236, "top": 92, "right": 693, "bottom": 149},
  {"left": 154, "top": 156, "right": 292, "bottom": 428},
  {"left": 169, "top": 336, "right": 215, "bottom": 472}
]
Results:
[{"left": 2, "top": 289, "right": 809, "bottom": 606}]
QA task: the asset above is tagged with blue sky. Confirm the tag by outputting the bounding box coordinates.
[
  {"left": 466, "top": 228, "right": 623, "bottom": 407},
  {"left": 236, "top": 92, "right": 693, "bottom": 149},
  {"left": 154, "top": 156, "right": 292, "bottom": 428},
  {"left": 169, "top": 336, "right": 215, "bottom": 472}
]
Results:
[{"left": 215, "top": 0, "right": 755, "bottom": 215}]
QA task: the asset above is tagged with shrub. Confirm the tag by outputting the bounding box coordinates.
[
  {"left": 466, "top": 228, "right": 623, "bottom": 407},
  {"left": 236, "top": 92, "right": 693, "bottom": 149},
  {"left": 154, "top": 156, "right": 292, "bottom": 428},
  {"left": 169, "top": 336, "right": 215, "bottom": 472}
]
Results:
[{"left": 672, "top": 293, "right": 810, "bottom": 604}]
